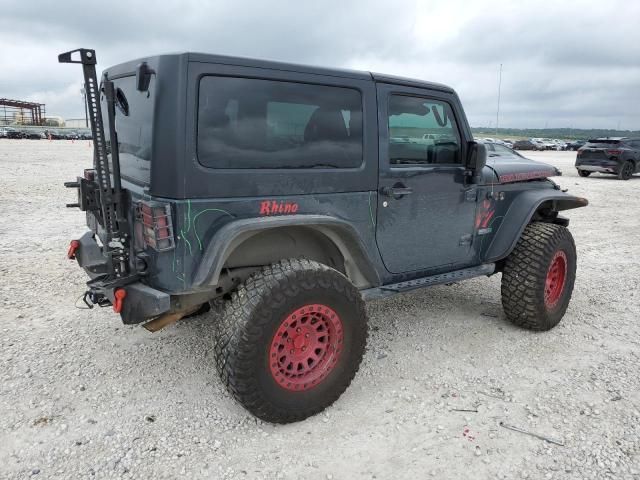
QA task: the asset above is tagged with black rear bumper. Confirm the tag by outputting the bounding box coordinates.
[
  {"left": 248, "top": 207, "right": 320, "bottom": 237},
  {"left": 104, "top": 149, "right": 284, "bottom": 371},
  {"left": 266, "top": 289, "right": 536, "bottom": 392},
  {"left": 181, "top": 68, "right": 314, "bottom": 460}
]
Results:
[
  {"left": 74, "top": 232, "right": 171, "bottom": 324},
  {"left": 118, "top": 283, "right": 171, "bottom": 324},
  {"left": 75, "top": 231, "right": 109, "bottom": 278}
]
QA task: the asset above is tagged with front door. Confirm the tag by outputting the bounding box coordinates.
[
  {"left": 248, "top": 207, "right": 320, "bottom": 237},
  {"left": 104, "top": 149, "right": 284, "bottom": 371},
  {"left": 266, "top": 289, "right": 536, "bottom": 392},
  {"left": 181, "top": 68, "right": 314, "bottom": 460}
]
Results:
[{"left": 375, "top": 84, "right": 478, "bottom": 274}]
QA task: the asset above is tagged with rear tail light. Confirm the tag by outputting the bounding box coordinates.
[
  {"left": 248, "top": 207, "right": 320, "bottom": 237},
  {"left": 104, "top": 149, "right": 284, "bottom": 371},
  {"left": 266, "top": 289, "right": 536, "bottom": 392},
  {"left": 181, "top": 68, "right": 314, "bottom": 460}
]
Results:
[
  {"left": 136, "top": 201, "right": 175, "bottom": 251},
  {"left": 84, "top": 168, "right": 96, "bottom": 181},
  {"left": 605, "top": 149, "right": 623, "bottom": 155}
]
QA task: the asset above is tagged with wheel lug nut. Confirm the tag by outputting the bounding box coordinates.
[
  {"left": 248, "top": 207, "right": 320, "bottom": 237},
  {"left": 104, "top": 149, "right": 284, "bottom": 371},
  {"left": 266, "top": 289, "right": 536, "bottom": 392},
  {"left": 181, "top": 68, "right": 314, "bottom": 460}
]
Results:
[
  {"left": 302, "top": 347, "right": 306, "bottom": 351},
  {"left": 296, "top": 328, "right": 301, "bottom": 333},
  {"left": 305, "top": 333, "right": 310, "bottom": 338},
  {"left": 290, "top": 349, "right": 294, "bottom": 354}
]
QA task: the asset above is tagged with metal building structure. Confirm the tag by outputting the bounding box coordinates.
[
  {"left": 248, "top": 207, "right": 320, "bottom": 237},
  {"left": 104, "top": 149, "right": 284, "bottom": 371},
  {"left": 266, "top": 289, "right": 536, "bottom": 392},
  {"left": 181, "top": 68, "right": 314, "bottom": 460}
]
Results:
[{"left": 0, "top": 98, "right": 46, "bottom": 126}]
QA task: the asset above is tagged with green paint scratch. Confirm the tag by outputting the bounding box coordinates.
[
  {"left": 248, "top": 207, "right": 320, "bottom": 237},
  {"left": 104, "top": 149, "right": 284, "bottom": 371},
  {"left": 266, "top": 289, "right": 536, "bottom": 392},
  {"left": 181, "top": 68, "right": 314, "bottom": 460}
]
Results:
[
  {"left": 181, "top": 229, "right": 193, "bottom": 255},
  {"left": 192, "top": 208, "right": 234, "bottom": 251}
]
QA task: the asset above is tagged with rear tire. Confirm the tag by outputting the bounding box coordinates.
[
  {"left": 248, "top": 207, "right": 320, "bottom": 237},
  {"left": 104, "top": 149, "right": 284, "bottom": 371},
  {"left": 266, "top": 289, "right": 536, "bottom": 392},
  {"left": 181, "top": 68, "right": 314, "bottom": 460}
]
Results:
[
  {"left": 214, "top": 259, "right": 368, "bottom": 423},
  {"left": 618, "top": 160, "right": 634, "bottom": 180},
  {"left": 501, "top": 223, "right": 576, "bottom": 331},
  {"left": 577, "top": 170, "right": 591, "bottom": 177}
]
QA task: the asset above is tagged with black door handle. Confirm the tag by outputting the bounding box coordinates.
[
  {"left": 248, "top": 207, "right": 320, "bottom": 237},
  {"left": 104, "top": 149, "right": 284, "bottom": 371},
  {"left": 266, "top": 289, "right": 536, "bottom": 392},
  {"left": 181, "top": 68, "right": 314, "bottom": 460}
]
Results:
[{"left": 380, "top": 184, "right": 413, "bottom": 198}]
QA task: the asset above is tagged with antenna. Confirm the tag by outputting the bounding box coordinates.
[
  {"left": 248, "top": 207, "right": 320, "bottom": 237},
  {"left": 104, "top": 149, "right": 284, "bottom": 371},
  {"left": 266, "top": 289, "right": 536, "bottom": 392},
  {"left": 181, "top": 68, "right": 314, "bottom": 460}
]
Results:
[{"left": 495, "top": 63, "right": 502, "bottom": 137}]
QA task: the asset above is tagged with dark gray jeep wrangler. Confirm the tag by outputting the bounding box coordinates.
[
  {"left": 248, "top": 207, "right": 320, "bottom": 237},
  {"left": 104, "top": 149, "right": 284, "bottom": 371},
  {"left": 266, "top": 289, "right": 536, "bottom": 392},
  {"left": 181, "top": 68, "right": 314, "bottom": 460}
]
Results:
[{"left": 61, "top": 49, "right": 588, "bottom": 423}]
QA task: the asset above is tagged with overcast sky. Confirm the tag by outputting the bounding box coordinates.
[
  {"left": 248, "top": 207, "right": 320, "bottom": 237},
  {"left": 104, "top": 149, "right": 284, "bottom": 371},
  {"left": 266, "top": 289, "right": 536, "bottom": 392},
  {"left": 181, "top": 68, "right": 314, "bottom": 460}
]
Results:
[{"left": 1, "top": 0, "right": 638, "bottom": 130}]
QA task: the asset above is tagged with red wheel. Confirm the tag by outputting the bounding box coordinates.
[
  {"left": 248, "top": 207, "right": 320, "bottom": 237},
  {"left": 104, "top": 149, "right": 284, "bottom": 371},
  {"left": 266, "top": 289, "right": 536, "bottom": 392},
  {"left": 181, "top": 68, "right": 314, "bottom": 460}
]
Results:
[
  {"left": 544, "top": 251, "right": 567, "bottom": 309},
  {"left": 502, "top": 223, "right": 577, "bottom": 331},
  {"left": 214, "top": 259, "right": 368, "bottom": 423},
  {"left": 269, "top": 304, "right": 343, "bottom": 391}
]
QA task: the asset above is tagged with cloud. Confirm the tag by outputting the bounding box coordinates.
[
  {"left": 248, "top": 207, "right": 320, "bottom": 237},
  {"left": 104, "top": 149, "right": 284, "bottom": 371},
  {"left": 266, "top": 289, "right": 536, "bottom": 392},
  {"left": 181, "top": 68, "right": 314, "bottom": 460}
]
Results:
[{"left": 1, "top": 0, "right": 638, "bottom": 129}]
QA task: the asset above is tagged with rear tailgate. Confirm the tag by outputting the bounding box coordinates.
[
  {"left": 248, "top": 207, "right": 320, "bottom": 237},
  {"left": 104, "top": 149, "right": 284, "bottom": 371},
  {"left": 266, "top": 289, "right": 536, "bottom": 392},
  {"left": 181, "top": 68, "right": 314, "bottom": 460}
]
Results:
[{"left": 578, "top": 140, "right": 623, "bottom": 163}]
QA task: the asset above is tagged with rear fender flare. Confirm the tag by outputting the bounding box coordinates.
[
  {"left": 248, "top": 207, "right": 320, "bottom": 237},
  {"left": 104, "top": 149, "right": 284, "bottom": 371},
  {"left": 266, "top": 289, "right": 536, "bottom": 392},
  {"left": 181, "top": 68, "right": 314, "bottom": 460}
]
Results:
[
  {"left": 192, "top": 215, "right": 380, "bottom": 289},
  {"left": 484, "top": 190, "right": 588, "bottom": 262}
]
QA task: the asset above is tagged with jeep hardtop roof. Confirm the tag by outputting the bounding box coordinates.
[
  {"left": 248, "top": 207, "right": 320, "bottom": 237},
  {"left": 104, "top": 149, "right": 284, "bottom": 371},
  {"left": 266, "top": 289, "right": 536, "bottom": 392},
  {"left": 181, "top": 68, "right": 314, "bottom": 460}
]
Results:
[{"left": 104, "top": 51, "right": 455, "bottom": 94}]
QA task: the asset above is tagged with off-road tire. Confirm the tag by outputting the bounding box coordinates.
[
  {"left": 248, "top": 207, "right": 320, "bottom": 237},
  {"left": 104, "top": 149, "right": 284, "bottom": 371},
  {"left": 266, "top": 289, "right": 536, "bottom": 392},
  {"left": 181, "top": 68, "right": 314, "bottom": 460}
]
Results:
[
  {"left": 577, "top": 169, "right": 591, "bottom": 177},
  {"left": 618, "top": 160, "right": 634, "bottom": 180},
  {"left": 213, "top": 259, "right": 368, "bottom": 423},
  {"left": 501, "top": 222, "right": 576, "bottom": 331}
]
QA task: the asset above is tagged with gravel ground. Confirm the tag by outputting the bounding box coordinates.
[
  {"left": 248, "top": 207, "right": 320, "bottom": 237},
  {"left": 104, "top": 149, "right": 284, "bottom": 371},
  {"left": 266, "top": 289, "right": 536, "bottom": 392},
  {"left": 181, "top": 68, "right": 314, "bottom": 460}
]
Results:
[{"left": 1, "top": 140, "right": 639, "bottom": 480}]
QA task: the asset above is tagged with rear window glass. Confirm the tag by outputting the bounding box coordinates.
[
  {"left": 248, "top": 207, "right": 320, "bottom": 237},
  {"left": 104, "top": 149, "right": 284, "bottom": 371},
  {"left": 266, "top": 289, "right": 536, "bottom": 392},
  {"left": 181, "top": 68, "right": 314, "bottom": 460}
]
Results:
[
  {"left": 197, "top": 76, "right": 362, "bottom": 169},
  {"left": 586, "top": 139, "right": 621, "bottom": 147},
  {"left": 102, "top": 75, "right": 154, "bottom": 185}
]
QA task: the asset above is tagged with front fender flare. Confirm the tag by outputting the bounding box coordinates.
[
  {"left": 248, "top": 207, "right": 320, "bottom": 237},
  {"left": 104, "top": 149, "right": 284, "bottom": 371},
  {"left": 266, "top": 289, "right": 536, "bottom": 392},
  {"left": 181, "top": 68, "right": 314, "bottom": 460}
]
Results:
[
  {"left": 191, "top": 215, "right": 380, "bottom": 289},
  {"left": 484, "top": 190, "right": 588, "bottom": 263}
]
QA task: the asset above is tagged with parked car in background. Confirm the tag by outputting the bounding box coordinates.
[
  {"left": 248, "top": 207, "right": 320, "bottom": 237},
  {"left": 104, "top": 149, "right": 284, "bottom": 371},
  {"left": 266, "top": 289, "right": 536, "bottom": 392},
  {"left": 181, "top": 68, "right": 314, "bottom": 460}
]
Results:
[
  {"left": 576, "top": 137, "right": 640, "bottom": 180},
  {"left": 513, "top": 140, "right": 540, "bottom": 150},
  {"left": 531, "top": 139, "right": 548, "bottom": 150},
  {"left": 21, "top": 130, "right": 42, "bottom": 140},
  {"left": 0, "top": 127, "right": 7, "bottom": 138},
  {"left": 566, "top": 140, "right": 586, "bottom": 151},
  {"left": 528, "top": 138, "right": 539, "bottom": 149},
  {"left": 47, "top": 130, "right": 66, "bottom": 139},
  {"left": 78, "top": 129, "right": 92, "bottom": 140},
  {"left": 4, "top": 127, "right": 23, "bottom": 139},
  {"left": 502, "top": 139, "right": 514, "bottom": 148},
  {"left": 539, "top": 138, "right": 556, "bottom": 150},
  {"left": 552, "top": 139, "right": 567, "bottom": 150}
]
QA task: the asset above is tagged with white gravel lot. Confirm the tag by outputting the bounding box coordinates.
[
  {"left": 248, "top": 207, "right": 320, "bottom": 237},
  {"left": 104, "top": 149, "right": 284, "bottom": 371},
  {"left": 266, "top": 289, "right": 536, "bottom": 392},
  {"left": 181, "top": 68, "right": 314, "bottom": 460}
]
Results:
[{"left": 1, "top": 140, "right": 639, "bottom": 480}]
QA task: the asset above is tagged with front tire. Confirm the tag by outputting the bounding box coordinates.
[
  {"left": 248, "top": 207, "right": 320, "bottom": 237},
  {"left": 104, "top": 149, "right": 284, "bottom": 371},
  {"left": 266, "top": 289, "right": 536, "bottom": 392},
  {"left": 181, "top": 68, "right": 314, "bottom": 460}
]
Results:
[
  {"left": 501, "top": 223, "right": 576, "bottom": 331},
  {"left": 577, "top": 169, "right": 591, "bottom": 177},
  {"left": 214, "top": 259, "right": 368, "bottom": 423}
]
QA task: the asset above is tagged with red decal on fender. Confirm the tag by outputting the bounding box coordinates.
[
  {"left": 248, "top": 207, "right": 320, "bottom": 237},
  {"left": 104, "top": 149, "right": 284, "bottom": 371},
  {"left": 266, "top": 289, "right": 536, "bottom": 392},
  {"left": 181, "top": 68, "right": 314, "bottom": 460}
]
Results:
[
  {"left": 259, "top": 200, "right": 299, "bottom": 216},
  {"left": 475, "top": 199, "right": 495, "bottom": 229},
  {"left": 499, "top": 170, "right": 556, "bottom": 183}
]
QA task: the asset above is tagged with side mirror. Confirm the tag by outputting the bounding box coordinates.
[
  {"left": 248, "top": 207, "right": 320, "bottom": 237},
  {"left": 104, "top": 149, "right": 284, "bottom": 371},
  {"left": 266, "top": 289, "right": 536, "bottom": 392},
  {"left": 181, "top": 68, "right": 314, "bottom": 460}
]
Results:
[
  {"left": 466, "top": 141, "right": 487, "bottom": 183},
  {"left": 135, "top": 62, "right": 155, "bottom": 92}
]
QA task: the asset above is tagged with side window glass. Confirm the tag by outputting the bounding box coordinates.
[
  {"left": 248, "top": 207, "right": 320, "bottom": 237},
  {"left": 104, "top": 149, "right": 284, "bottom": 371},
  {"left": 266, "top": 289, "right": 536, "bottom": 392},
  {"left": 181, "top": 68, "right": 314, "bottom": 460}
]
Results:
[
  {"left": 388, "top": 95, "right": 461, "bottom": 165},
  {"left": 197, "top": 76, "right": 362, "bottom": 169}
]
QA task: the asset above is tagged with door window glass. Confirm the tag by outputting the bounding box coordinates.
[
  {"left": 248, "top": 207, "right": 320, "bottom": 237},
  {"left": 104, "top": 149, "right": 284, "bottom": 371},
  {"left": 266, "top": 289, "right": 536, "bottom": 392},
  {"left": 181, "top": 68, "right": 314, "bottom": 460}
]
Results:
[{"left": 388, "top": 95, "right": 461, "bottom": 165}]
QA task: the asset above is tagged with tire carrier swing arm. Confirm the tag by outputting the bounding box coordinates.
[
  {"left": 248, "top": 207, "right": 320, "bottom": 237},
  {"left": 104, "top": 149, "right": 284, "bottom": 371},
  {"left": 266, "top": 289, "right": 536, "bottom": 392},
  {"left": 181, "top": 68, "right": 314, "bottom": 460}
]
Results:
[{"left": 59, "top": 49, "right": 136, "bottom": 307}]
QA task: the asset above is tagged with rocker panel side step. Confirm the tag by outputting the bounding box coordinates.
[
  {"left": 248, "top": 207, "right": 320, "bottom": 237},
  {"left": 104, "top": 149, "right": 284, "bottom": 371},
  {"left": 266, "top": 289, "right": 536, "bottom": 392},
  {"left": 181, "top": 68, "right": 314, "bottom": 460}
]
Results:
[{"left": 361, "top": 264, "right": 495, "bottom": 300}]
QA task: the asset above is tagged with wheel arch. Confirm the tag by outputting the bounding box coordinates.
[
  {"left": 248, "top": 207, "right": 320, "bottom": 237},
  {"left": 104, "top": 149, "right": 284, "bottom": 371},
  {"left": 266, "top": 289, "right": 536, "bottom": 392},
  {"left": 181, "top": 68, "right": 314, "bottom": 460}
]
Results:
[
  {"left": 484, "top": 189, "right": 587, "bottom": 263},
  {"left": 192, "top": 215, "right": 380, "bottom": 289}
]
